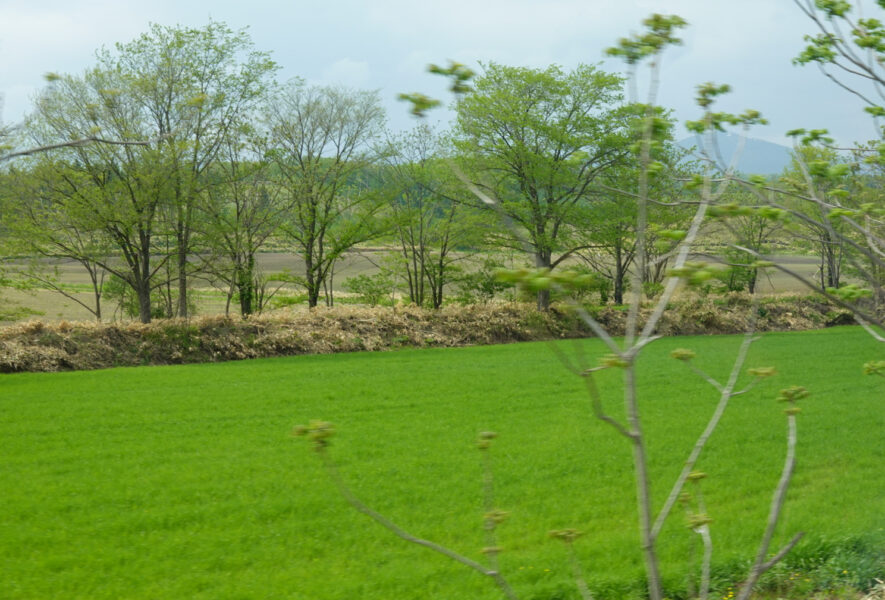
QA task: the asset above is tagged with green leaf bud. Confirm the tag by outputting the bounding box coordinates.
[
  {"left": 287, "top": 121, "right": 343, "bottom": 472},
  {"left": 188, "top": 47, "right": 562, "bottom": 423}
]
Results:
[
  {"left": 670, "top": 348, "right": 696, "bottom": 361},
  {"left": 684, "top": 173, "right": 705, "bottom": 189},
  {"left": 777, "top": 386, "right": 810, "bottom": 403},
  {"left": 748, "top": 174, "right": 768, "bottom": 186},
  {"left": 485, "top": 510, "right": 510, "bottom": 524},
  {"left": 748, "top": 366, "right": 777, "bottom": 378},
  {"left": 659, "top": 229, "right": 687, "bottom": 241},
  {"left": 687, "top": 513, "right": 713, "bottom": 529},
  {"left": 600, "top": 354, "right": 630, "bottom": 368},
  {"left": 549, "top": 528, "right": 584, "bottom": 543},
  {"left": 862, "top": 360, "right": 885, "bottom": 375}
]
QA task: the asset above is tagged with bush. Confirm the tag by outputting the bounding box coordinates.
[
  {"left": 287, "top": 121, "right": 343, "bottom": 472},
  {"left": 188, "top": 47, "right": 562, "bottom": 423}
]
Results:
[
  {"left": 343, "top": 272, "right": 394, "bottom": 307},
  {"left": 452, "top": 257, "right": 514, "bottom": 304}
]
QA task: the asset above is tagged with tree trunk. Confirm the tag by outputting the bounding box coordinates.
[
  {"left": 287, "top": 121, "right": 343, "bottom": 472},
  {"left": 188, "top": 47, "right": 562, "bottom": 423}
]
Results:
[
  {"left": 177, "top": 251, "right": 188, "bottom": 318},
  {"left": 614, "top": 246, "right": 626, "bottom": 305},
  {"left": 307, "top": 287, "right": 321, "bottom": 308},
  {"left": 304, "top": 251, "right": 321, "bottom": 308},
  {"left": 136, "top": 278, "right": 152, "bottom": 324},
  {"left": 136, "top": 242, "right": 153, "bottom": 323},
  {"left": 177, "top": 223, "right": 189, "bottom": 318},
  {"left": 535, "top": 252, "right": 552, "bottom": 311},
  {"left": 237, "top": 255, "right": 255, "bottom": 316}
]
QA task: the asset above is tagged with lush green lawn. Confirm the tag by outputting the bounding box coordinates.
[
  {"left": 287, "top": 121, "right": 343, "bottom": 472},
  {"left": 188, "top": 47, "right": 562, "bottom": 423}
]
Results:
[{"left": 1, "top": 327, "right": 882, "bottom": 599}]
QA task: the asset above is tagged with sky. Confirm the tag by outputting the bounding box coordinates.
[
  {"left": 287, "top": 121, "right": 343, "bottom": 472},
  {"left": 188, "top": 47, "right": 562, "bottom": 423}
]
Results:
[{"left": 0, "top": 0, "right": 877, "bottom": 146}]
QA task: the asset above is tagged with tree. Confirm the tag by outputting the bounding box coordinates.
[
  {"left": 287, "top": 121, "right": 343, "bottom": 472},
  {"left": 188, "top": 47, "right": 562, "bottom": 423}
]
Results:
[
  {"left": 780, "top": 145, "right": 850, "bottom": 291},
  {"left": 383, "top": 125, "right": 487, "bottom": 308},
  {"left": 198, "top": 124, "right": 288, "bottom": 316},
  {"left": 26, "top": 68, "right": 169, "bottom": 323},
  {"left": 22, "top": 22, "right": 276, "bottom": 323},
  {"left": 107, "top": 21, "right": 277, "bottom": 317},
  {"left": 453, "top": 62, "right": 630, "bottom": 309},
  {"left": 710, "top": 188, "right": 787, "bottom": 294},
  {"left": 578, "top": 108, "right": 691, "bottom": 303},
  {"left": 779, "top": 0, "right": 885, "bottom": 325},
  {"left": 2, "top": 163, "right": 112, "bottom": 320},
  {"left": 263, "top": 80, "right": 387, "bottom": 308},
  {"left": 847, "top": 142, "right": 885, "bottom": 308}
]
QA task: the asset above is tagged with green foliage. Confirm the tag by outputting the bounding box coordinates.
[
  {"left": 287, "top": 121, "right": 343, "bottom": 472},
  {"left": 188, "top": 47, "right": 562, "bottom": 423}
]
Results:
[
  {"left": 863, "top": 359, "right": 885, "bottom": 375},
  {"left": 21, "top": 21, "right": 277, "bottom": 323},
  {"left": 452, "top": 257, "right": 514, "bottom": 304},
  {"left": 495, "top": 266, "right": 598, "bottom": 297},
  {"left": 263, "top": 81, "right": 387, "bottom": 308},
  {"left": 642, "top": 281, "right": 664, "bottom": 300},
  {"left": 428, "top": 61, "right": 476, "bottom": 94},
  {"left": 605, "top": 14, "right": 688, "bottom": 65},
  {"left": 397, "top": 92, "right": 440, "bottom": 117},
  {"left": 382, "top": 125, "right": 487, "bottom": 308},
  {"left": 343, "top": 272, "right": 395, "bottom": 307},
  {"left": 103, "top": 274, "right": 195, "bottom": 320},
  {"left": 684, "top": 83, "right": 767, "bottom": 135},
  {"left": 398, "top": 61, "right": 475, "bottom": 117},
  {"left": 453, "top": 61, "right": 629, "bottom": 308},
  {"left": 826, "top": 283, "right": 872, "bottom": 301},
  {"left": 268, "top": 292, "right": 309, "bottom": 309},
  {"left": 102, "top": 274, "right": 147, "bottom": 320}
]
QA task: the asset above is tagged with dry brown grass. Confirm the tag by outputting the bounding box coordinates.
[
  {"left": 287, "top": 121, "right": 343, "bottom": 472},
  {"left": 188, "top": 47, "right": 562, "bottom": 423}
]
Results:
[
  {"left": 0, "top": 295, "right": 855, "bottom": 373},
  {"left": 862, "top": 580, "right": 885, "bottom": 600}
]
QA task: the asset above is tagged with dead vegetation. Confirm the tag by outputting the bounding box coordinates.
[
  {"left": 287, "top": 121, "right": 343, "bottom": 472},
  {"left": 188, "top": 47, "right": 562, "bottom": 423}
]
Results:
[{"left": 0, "top": 294, "right": 857, "bottom": 373}]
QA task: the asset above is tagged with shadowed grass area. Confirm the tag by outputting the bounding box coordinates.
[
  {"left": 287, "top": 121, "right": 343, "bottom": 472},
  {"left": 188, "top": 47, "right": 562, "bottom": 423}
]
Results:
[{"left": 0, "top": 326, "right": 882, "bottom": 599}]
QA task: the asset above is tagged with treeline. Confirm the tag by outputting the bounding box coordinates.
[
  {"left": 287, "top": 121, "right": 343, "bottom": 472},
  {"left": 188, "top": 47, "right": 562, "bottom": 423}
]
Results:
[{"left": 1, "top": 23, "right": 881, "bottom": 323}]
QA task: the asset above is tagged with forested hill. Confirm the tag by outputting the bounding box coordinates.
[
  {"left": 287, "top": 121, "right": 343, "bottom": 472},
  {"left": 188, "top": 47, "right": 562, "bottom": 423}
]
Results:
[{"left": 678, "top": 132, "right": 793, "bottom": 175}]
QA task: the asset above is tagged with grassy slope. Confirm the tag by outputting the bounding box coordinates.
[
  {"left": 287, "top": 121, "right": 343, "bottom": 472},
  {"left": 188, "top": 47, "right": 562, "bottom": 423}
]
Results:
[{"left": 0, "top": 327, "right": 882, "bottom": 599}]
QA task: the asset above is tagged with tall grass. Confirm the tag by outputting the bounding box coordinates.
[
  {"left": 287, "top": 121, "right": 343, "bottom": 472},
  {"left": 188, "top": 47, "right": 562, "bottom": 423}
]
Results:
[{"left": 0, "top": 327, "right": 882, "bottom": 599}]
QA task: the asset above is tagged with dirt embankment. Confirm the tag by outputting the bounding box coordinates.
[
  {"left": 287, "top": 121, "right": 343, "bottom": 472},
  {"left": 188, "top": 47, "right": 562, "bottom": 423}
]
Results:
[{"left": 0, "top": 295, "right": 858, "bottom": 373}]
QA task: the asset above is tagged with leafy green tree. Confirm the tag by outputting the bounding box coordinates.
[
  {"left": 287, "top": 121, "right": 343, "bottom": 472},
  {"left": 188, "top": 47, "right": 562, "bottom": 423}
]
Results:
[
  {"left": 453, "top": 62, "right": 630, "bottom": 309},
  {"left": 780, "top": 145, "right": 850, "bottom": 291},
  {"left": 198, "top": 124, "right": 288, "bottom": 316},
  {"left": 26, "top": 71, "right": 168, "bottom": 323},
  {"left": 383, "top": 125, "right": 489, "bottom": 308},
  {"left": 846, "top": 142, "right": 885, "bottom": 308},
  {"left": 780, "top": 0, "right": 885, "bottom": 327},
  {"left": 21, "top": 22, "right": 276, "bottom": 323},
  {"left": 711, "top": 188, "right": 787, "bottom": 294},
  {"left": 342, "top": 271, "right": 394, "bottom": 307},
  {"left": 2, "top": 163, "right": 111, "bottom": 319},
  {"left": 578, "top": 108, "right": 691, "bottom": 303},
  {"left": 263, "top": 80, "right": 387, "bottom": 308},
  {"left": 108, "top": 21, "right": 277, "bottom": 317}
]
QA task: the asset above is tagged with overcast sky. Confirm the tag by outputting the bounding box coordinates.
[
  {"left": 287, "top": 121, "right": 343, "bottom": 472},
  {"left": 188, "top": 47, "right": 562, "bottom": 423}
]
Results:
[{"left": 0, "top": 0, "right": 876, "bottom": 146}]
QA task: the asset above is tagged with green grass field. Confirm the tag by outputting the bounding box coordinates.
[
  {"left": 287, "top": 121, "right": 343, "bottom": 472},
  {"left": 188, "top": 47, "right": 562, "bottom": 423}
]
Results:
[{"left": 1, "top": 327, "right": 882, "bottom": 599}]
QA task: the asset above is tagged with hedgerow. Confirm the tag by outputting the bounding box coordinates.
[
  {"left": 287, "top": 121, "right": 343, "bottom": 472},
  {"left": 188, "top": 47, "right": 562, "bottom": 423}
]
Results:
[{"left": 0, "top": 294, "right": 859, "bottom": 373}]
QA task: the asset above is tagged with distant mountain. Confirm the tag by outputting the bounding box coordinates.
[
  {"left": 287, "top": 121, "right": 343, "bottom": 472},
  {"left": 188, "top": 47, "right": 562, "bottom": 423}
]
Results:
[{"left": 678, "top": 132, "right": 793, "bottom": 176}]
